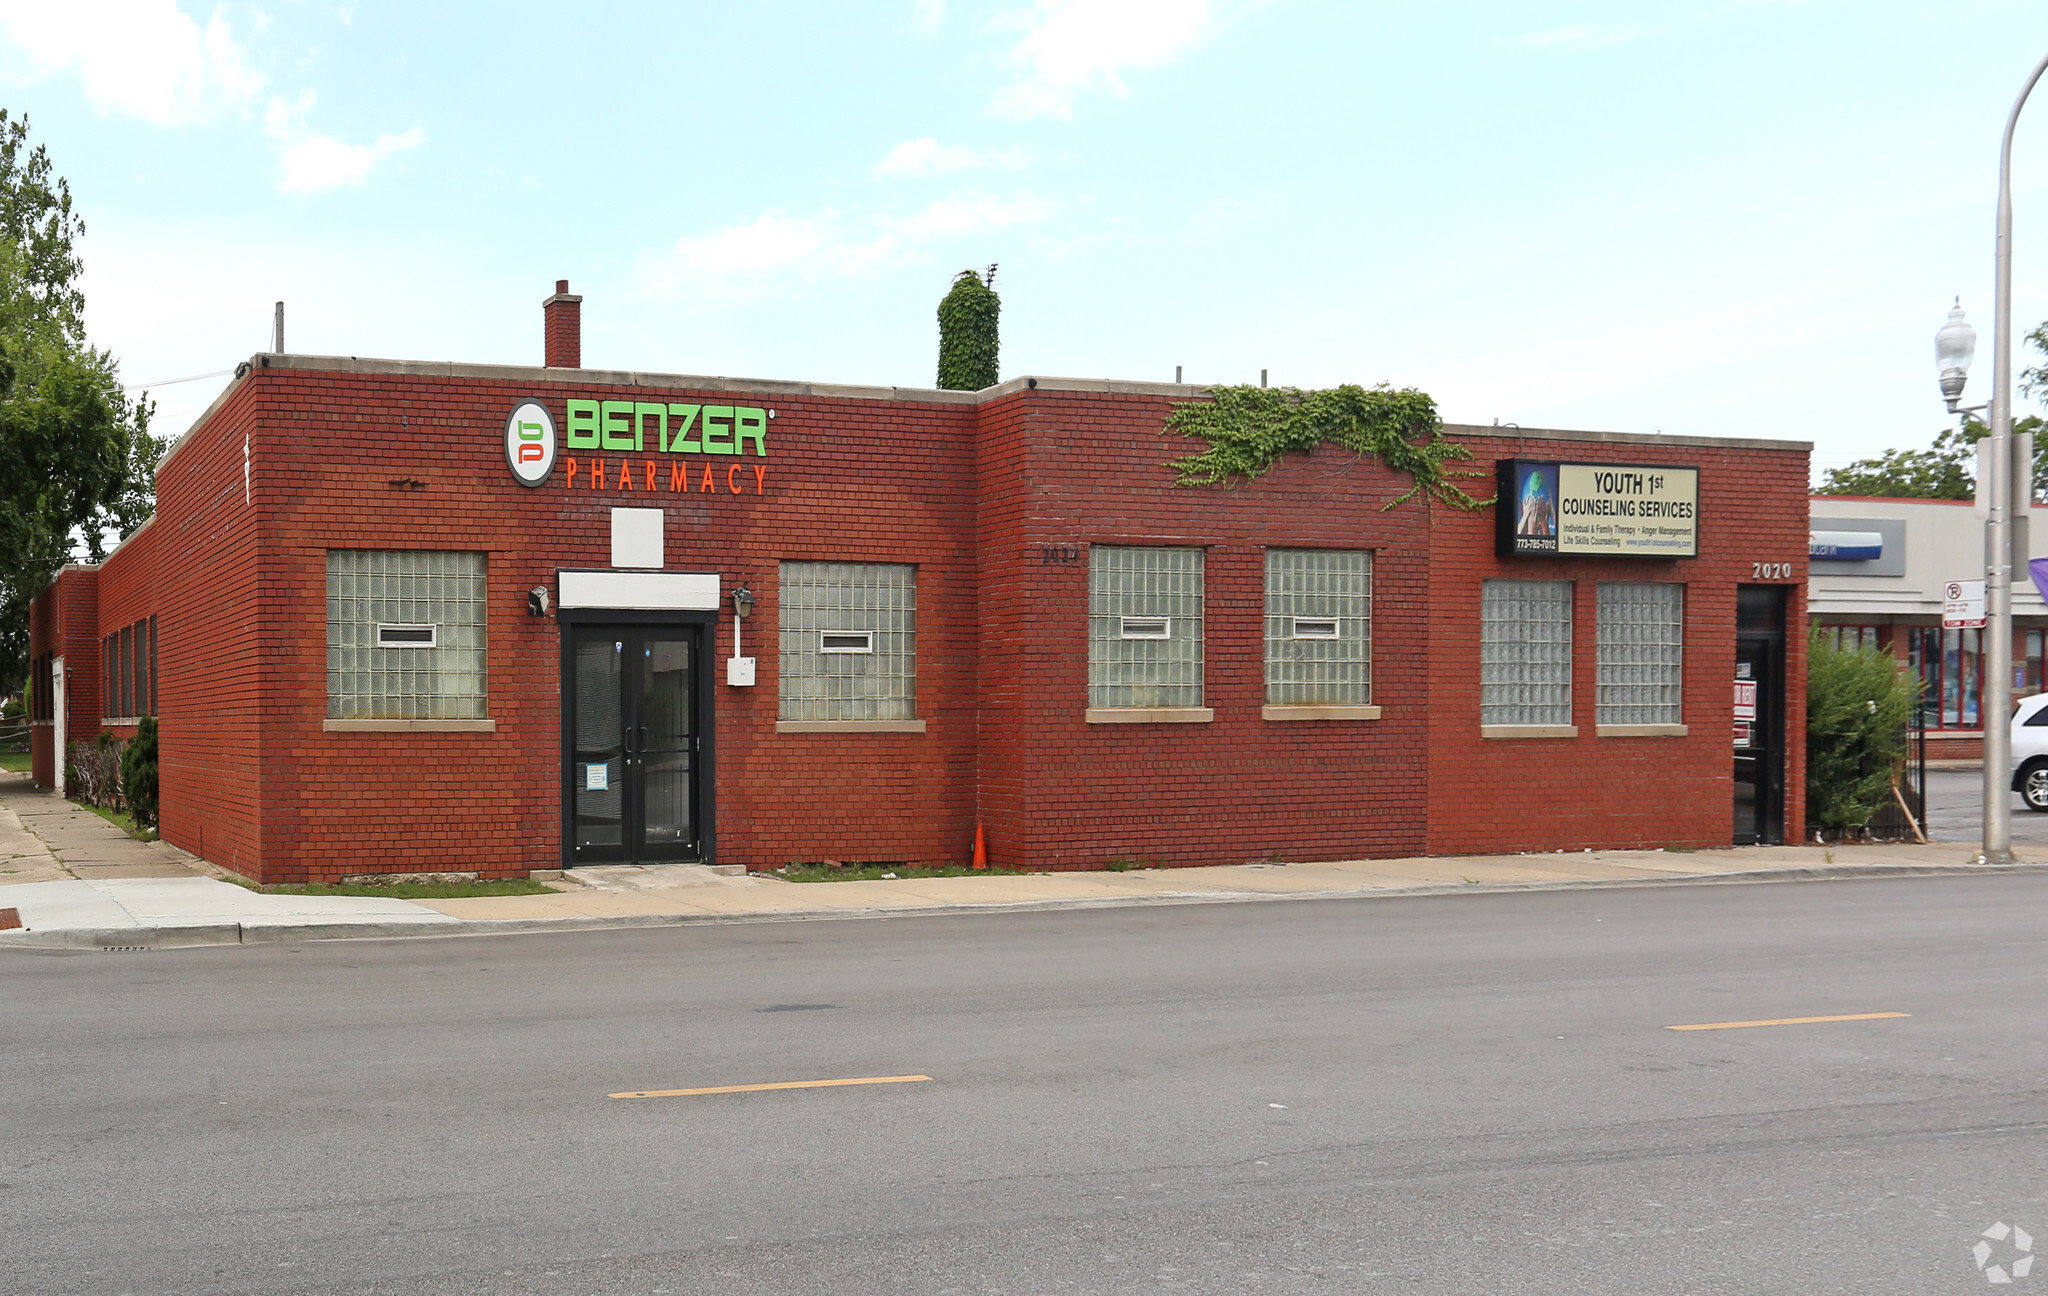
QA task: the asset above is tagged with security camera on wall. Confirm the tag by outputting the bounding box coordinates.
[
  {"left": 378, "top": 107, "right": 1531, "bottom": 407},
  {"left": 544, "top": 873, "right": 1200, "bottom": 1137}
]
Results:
[{"left": 528, "top": 586, "right": 551, "bottom": 617}]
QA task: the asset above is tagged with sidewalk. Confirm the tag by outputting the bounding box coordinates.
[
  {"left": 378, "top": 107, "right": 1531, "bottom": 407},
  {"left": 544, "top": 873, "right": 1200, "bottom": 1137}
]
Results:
[{"left": 4, "top": 770, "right": 2044, "bottom": 950}]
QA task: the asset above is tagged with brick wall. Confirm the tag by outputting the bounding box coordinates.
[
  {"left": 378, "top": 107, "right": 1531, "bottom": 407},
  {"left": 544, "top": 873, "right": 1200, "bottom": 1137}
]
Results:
[
  {"left": 975, "top": 389, "right": 1433, "bottom": 869},
  {"left": 152, "top": 379, "right": 267, "bottom": 878},
  {"left": 26, "top": 566, "right": 104, "bottom": 788},
  {"left": 1423, "top": 431, "right": 1809, "bottom": 852},
  {"left": 51, "top": 360, "right": 1812, "bottom": 879},
  {"left": 201, "top": 363, "right": 986, "bottom": 881}
]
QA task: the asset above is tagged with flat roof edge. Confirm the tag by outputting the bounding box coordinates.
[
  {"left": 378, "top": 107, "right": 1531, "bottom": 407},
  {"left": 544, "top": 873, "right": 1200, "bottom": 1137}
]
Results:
[
  {"left": 154, "top": 356, "right": 1809, "bottom": 478},
  {"left": 1445, "top": 422, "right": 1812, "bottom": 453},
  {"left": 249, "top": 353, "right": 992, "bottom": 405}
]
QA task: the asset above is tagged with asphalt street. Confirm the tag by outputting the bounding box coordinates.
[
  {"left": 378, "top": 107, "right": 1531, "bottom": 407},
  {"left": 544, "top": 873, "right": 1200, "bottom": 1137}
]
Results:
[
  {"left": 4, "top": 874, "right": 2045, "bottom": 1295},
  {"left": 1921, "top": 768, "right": 2048, "bottom": 844}
]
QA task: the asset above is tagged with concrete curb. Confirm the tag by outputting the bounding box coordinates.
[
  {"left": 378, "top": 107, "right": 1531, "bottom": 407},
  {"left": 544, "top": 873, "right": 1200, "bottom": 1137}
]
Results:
[
  {"left": 2, "top": 859, "right": 2041, "bottom": 950},
  {"left": 0, "top": 919, "right": 461, "bottom": 950}
]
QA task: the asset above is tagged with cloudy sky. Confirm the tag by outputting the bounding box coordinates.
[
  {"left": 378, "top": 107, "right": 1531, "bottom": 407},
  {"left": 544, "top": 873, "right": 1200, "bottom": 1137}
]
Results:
[{"left": 5, "top": 0, "right": 2048, "bottom": 481}]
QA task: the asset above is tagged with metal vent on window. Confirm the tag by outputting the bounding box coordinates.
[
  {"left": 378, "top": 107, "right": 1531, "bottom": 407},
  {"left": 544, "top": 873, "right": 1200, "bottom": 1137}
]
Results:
[
  {"left": 1120, "top": 616, "right": 1171, "bottom": 640},
  {"left": 376, "top": 623, "right": 438, "bottom": 648},
  {"left": 1291, "top": 617, "right": 1339, "bottom": 640},
  {"left": 819, "top": 630, "right": 874, "bottom": 654}
]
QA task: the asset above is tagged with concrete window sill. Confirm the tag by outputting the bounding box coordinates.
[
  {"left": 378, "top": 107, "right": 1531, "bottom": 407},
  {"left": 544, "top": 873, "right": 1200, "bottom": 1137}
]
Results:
[
  {"left": 1479, "top": 724, "right": 1578, "bottom": 740},
  {"left": 1596, "top": 724, "right": 1689, "bottom": 738},
  {"left": 1262, "top": 704, "right": 1382, "bottom": 722},
  {"left": 323, "top": 719, "right": 497, "bottom": 733},
  {"left": 775, "top": 720, "right": 927, "bottom": 734},
  {"left": 1085, "top": 707, "right": 1214, "bottom": 724}
]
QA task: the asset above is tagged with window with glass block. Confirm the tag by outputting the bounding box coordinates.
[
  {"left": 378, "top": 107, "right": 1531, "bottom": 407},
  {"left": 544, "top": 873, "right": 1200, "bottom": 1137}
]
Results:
[
  {"left": 1596, "top": 582, "right": 1684, "bottom": 726},
  {"left": 1264, "top": 549, "right": 1371, "bottom": 705},
  {"left": 1480, "top": 579, "right": 1573, "bottom": 726},
  {"left": 778, "top": 561, "right": 917, "bottom": 721},
  {"left": 326, "top": 551, "right": 488, "bottom": 719},
  {"left": 1089, "top": 546, "right": 1205, "bottom": 708}
]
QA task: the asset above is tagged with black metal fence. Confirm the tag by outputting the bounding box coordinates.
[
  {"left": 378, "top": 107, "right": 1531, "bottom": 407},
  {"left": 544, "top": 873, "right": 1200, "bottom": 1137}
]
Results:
[{"left": 1859, "top": 705, "right": 1928, "bottom": 841}]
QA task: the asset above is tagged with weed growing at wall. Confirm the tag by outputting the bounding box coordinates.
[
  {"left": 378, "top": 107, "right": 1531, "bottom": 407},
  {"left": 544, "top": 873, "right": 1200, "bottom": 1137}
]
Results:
[{"left": 1166, "top": 383, "right": 1492, "bottom": 509}]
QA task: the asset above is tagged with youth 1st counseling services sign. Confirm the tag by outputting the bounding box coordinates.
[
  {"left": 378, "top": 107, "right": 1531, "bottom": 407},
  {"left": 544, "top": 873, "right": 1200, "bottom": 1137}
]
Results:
[{"left": 1496, "top": 460, "right": 1699, "bottom": 559}]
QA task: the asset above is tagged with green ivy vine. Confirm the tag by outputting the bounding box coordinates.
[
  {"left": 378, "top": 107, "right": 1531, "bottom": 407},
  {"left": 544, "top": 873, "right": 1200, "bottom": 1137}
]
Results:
[
  {"left": 1164, "top": 383, "right": 1493, "bottom": 510},
  {"left": 936, "top": 268, "right": 1000, "bottom": 391}
]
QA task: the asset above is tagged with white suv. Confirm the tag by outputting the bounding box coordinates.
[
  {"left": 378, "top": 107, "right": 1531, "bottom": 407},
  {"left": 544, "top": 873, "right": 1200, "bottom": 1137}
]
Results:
[{"left": 2013, "top": 693, "right": 2048, "bottom": 810}]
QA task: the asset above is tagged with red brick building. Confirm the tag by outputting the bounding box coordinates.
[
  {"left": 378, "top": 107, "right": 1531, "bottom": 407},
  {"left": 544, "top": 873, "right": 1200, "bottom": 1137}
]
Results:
[{"left": 25, "top": 288, "right": 1810, "bottom": 882}]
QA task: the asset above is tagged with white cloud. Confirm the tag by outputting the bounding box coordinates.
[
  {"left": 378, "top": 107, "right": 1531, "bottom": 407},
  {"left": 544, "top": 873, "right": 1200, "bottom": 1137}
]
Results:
[
  {"left": 991, "top": 0, "right": 1219, "bottom": 121},
  {"left": 912, "top": 0, "right": 945, "bottom": 34},
  {"left": 0, "top": 0, "right": 265, "bottom": 124},
  {"left": 641, "top": 192, "right": 1058, "bottom": 300},
  {"left": 265, "top": 90, "right": 424, "bottom": 194},
  {"left": 897, "top": 192, "right": 1054, "bottom": 239},
  {"left": 655, "top": 212, "right": 830, "bottom": 282},
  {"left": 874, "top": 137, "right": 1029, "bottom": 178}
]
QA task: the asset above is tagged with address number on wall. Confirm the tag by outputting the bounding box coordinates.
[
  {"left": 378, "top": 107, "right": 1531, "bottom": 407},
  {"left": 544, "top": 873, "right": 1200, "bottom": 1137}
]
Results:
[{"left": 1752, "top": 562, "right": 1795, "bottom": 579}]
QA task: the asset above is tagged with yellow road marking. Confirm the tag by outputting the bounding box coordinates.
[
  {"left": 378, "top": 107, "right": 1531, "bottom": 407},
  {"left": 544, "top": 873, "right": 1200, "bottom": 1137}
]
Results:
[
  {"left": 1666, "top": 1012, "right": 1909, "bottom": 1032},
  {"left": 610, "top": 1074, "right": 932, "bottom": 1099}
]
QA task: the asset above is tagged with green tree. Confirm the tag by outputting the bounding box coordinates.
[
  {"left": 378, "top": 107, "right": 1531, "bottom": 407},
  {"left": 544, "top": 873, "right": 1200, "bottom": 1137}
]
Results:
[
  {"left": 1817, "top": 415, "right": 2048, "bottom": 501},
  {"left": 937, "top": 267, "right": 1000, "bottom": 391},
  {"left": 0, "top": 111, "right": 163, "bottom": 695},
  {"left": 1806, "top": 628, "right": 1921, "bottom": 834}
]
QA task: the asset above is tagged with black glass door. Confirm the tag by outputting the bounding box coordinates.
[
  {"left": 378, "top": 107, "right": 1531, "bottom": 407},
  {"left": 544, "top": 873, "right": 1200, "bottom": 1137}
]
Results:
[
  {"left": 566, "top": 624, "right": 703, "bottom": 864},
  {"left": 1734, "top": 586, "right": 1787, "bottom": 846}
]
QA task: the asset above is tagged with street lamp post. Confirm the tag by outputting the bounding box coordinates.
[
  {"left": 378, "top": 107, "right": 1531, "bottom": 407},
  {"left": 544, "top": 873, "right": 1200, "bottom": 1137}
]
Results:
[{"left": 1941, "top": 50, "right": 2048, "bottom": 866}]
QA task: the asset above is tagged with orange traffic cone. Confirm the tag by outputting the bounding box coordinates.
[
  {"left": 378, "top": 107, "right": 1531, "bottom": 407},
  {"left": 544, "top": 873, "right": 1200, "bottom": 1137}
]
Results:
[{"left": 972, "top": 823, "right": 987, "bottom": 870}]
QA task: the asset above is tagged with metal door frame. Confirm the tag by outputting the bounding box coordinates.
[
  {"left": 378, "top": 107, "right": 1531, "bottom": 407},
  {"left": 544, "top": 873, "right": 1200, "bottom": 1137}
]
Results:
[
  {"left": 1735, "top": 585, "right": 1788, "bottom": 846},
  {"left": 558, "top": 608, "right": 717, "bottom": 869}
]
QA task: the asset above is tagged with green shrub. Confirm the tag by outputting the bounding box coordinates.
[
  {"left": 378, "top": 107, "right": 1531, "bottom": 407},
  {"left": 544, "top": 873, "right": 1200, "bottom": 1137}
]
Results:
[
  {"left": 1806, "top": 628, "right": 1919, "bottom": 833},
  {"left": 937, "top": 268, "right": 1000, "bottom": 391},
  {"left": 123, "top": 715, "right": 158, "bottom": 828}
]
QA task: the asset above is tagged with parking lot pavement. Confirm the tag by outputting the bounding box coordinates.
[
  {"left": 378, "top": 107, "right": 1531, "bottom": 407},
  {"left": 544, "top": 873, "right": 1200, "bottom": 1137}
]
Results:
[{"left": 1920, "top": 767, "right": 2048, "bottom": 843}]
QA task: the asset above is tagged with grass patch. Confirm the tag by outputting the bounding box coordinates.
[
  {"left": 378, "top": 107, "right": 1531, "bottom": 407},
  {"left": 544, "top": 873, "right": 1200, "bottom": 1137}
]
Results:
[
  {"left": 778, "top": 862, "right": 1038, "bottom": 883},
  {"left": 82, "top": 802, "right": 157, "bottom": 842},
  {"left": 0, "top": 751, "right": 30, "bottom": 773},
  {"left": 224, "top": 876, "right": 553, "bottom": 900}
]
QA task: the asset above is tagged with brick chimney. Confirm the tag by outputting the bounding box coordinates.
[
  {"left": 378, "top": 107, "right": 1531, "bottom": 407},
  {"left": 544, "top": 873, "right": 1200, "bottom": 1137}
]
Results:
[{"left": 543, "top": 279, "right": 582, "bottom": 368}]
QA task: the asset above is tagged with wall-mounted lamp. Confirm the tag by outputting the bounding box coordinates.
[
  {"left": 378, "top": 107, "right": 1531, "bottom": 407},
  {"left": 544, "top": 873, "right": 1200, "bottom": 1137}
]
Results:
[
  {"left": 728, "top": 585, "right": 758, "bottom": 686},
  {"left": 527, "top": 585, "right": 551, "bottom": 617}
]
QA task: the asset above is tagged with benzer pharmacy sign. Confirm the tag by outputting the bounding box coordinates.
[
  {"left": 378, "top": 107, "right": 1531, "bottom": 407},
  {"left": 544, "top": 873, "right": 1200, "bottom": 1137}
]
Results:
[
  {"left": 500, "top": 396, "right": 773, "bottom": 495},
  {"left": 1495, "top": 460, "right": 1699, "bottom": 559}
]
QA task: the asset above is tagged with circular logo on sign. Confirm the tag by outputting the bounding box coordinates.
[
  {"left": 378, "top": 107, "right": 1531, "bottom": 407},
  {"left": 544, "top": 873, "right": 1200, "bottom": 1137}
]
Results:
[{"left": 504, "top": 400, "right": 557, "bottom": 487}]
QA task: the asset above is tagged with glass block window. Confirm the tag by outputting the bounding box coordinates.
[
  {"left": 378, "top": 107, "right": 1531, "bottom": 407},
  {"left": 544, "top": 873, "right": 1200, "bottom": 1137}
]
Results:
[
  {"left": 1090, "top": 546, "right": 1205, "bottom": 708},
  {"left": 1597, "top": 582, "right": 1684, "bottom": 726},
  {"left": 778, "top": 561, "right": 917, "bottom": 721},
  {"left": 326, "top": 551, "right": 488, "bottom": 720},
  {"left": 1480, "top": 579, "right": 1573, "bottom": 727},
  {"left": 1265, "top": 549, "right": 1371, "bottom": 705}
]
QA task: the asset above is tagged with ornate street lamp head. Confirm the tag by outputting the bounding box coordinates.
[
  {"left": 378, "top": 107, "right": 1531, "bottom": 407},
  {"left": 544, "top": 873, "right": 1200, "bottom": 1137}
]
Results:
[{"left": 1937, "top": 296, "right": 1978, "bottom": 412}]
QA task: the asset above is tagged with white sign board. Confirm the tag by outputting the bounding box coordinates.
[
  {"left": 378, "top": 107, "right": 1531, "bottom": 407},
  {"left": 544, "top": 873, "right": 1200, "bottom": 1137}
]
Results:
[
  {"left": 1733, "top": 680, "right": 1757, "bottom": 722},
  {"left": 1943, "top": 579, "right": 1988, "bottom": 629}
]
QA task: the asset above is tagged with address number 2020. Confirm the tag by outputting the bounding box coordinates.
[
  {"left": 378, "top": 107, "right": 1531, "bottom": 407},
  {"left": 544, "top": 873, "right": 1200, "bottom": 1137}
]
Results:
[{"left": 1753, "top": 562, "right": 1795, "bottom": 579}]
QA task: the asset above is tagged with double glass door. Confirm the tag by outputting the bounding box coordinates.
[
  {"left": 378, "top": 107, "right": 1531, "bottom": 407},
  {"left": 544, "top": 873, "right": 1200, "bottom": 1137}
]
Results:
[{"left": 568, "top": 625, "right": 702, "bottom": 863}]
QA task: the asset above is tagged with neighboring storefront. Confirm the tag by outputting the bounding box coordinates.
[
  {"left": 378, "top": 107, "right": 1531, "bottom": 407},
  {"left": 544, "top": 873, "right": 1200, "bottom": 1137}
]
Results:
[
  {"left": 24, "top": 286, "right": 1812, "bottom": 882},
  {"left": 1810, "top": 495, "right": 2048, "bottom": 762}
]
